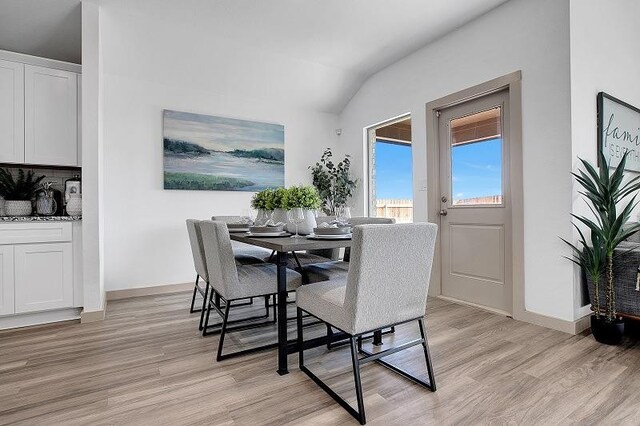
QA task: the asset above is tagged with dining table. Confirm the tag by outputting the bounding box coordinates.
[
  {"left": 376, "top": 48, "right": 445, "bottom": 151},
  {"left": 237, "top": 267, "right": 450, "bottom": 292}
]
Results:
[{"left": 230, "top": 232, "right": 353, "bottom": 375}]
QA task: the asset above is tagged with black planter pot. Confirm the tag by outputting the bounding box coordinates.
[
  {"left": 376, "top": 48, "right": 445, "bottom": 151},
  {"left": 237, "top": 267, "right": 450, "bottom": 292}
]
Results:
[{"left": 590, "top": 315, "right": 624, "bottom": 345}]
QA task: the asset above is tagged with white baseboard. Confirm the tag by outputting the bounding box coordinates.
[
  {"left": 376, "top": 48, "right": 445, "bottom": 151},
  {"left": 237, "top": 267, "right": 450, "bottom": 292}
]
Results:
[
  {"left": 106, "top": 282, "right": 192, "bottom": 301},
  {"left": 0, "top": 308, "right": 81, "bottom": 330},
  {"left": 437, "top": 295, "right": 590, "bottom": 335}
]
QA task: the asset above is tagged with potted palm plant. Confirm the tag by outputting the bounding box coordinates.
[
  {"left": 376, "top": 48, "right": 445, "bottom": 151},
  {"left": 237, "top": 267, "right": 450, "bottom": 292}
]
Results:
[
  {"left": 564, "top": 151, "right": 640, "bottom": 344},
  {"left": 0, "top": 169, "right": 46, "bottom": 216},
  {"left": 309, "top": 148, "right": 357, "bottom": 215}
]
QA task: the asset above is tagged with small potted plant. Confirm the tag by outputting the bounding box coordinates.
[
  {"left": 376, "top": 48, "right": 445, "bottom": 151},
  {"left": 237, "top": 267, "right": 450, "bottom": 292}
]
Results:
[
  {"left": 0, "top": 169, "right": 45, "bottom": 216},
  {"left": 284, "top": 185, "right": 321, "bottom": 235},
  {"left": 271, "top": 187, "right": 289, "bottom": 224},
  {"left": 251, "top": 189, "right": 275, "bottom": 225},
  {"left": 563, "top": 151, "right": 640, "bottom": 344},
  {"left": 309, "top": 148, "right": 358, "bottom": 215}
]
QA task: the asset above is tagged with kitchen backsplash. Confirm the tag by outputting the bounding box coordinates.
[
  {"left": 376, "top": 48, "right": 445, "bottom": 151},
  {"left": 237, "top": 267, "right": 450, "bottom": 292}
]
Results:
[{"left": 0, "top": 165, "right": 81, "bottom": 195}]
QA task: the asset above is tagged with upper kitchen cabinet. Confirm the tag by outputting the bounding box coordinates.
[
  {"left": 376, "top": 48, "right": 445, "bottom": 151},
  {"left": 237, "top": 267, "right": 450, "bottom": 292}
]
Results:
[
  {"left": 0, "top": 60, "right": 25, "bottom": 164},
  {"left": 24, "top": 65, "right": 79, "bottom": 167}
]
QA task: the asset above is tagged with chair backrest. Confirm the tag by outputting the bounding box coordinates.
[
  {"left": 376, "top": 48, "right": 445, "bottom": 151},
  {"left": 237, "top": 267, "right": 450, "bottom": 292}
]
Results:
[
  {"left": 343, "top": 216, "right": 396, "bottom": 262},
  {"left": 198, "top": 220, "right": 241, "bottom": 300},
  {"left": 343, "top": 223, "right": 438, "bottom": 335},
  {"left": 186, "top": 219, "right": 208, "bottom": 281},
  {"left": 211, "top": 215, "right": 244, "bottom": 223}
]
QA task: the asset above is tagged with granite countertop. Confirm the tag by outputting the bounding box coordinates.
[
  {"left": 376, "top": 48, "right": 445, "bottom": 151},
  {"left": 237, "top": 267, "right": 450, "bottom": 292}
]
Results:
[{"left": 0, "top": 215, "right": 82, "bottom": 222}]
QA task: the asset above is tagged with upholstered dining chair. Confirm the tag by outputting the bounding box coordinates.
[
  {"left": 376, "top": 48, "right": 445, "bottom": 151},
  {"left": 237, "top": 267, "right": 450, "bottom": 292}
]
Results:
[
  {"left": 211, "top": 215, "right": 273, "bottom": 264},
  {"left": 296, "top": 223, "right": 438, "bottom": 424},
  {"left": 200, "top": 220, "right": 302, "bottom": 361},
  {"left": 186, "top": 219, "right": 211, "bottom": 330}
]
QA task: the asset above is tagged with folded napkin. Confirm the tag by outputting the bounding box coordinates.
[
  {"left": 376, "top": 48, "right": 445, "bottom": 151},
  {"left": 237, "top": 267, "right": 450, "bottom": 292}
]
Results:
[
  {"left": 318, "top": 222, "right": 339, "bottom": 228},
  {"left": 264, "top": 219, "right": 286, "bottom": 227}
]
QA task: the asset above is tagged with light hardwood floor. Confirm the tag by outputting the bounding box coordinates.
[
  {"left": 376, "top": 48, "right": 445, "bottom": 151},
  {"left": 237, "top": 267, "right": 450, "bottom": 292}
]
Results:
[{"left": 1, "top": 293, "right": 640, "bottom": 425}]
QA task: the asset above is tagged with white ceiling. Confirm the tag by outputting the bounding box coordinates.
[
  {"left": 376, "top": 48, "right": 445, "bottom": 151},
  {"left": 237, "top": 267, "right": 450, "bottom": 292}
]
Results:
[
  {"left": 0, "top": 0, "right": 82, "bottom": 63},
  {"left": 0, "top": 0, "right": 510, "bottom": 111}
]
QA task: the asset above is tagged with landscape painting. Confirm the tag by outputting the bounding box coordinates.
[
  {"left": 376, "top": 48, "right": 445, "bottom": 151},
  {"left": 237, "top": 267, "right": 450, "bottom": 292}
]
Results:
[{"left": 163, "top": 110, "right": 284, "bottom": 191}]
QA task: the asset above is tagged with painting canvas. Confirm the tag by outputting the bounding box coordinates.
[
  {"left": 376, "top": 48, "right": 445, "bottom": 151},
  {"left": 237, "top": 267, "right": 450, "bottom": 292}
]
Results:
[
  {"left": 598, "top": 92, "right": 640, "bottom": 172},
  {"left": 163, "top": 110, "right": 285, "bottom": 191}
]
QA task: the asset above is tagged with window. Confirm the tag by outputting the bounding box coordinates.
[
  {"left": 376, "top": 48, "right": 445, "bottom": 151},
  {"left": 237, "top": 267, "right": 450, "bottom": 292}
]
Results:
[
  {"left": 368, "top": 117, "right": 413, "bottom": 223},
  {"left": 450, "top": 107, "right": 503, "bottom": 206}
]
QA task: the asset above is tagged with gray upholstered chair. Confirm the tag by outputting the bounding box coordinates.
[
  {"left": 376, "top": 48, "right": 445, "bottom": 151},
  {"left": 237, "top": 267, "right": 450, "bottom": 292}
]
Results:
[
  {"left": 211, "top": 215, "right": 273, "bottom": 264},
  {"left": 200, "top": 220, "right": 302, "bottom": 361},
  {"left": 296, "top": 223, "right": 438, "bottom": 424},
  {"left": 342, "top": 216, "right": 395, "bottom": 262},
  {"left": 185, "top": 219, "right": 211, "bottom": 330}
]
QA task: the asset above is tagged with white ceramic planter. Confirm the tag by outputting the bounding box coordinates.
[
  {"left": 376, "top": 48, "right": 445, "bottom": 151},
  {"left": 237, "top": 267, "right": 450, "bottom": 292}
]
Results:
[
  {"left": 271, "top": 208, "right": 289, "bottom": 225},
  {"left": 286, "top": 209, "right": 317, "bottom": 235},
  {"left": 5, "top": 200, "right": 32, "bottom": 216},
  {"left": 66, "top": 194, "right": 82, "bottom": 216}
]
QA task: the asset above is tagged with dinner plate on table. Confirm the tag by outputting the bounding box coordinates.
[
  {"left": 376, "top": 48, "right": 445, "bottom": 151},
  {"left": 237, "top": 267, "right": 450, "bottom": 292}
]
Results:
[
  {"left": 306, "top": 233, "right": 352, "bottom": 240},
  {"left": 246, "top": 231, "right": 290, "bottom": 238},
  {"left": 228, "top": 228, "right": 250, "bottom": 233}
]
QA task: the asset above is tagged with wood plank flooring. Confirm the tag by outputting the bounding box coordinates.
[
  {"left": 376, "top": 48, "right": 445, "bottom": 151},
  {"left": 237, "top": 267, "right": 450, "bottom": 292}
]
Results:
[{"left": 1, "top": 293, "right": 640, "bottom": 425}]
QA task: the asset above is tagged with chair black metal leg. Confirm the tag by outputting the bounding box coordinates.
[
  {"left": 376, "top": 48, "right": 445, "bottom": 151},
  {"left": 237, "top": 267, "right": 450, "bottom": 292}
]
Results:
[
  {"left": 326, "top": 324, "right": 334, "bottom": 350},
  {"left": 189, "top": 274, "right": 200, "bottom": 313},
  {"left": 350, "top": 337, "right": 366, "bottom": 425},
  {"left": 297, "top": 307, "right": 304, "bottom": 367},
  {"left": 418, "top": 318, "right": 437, "bottom": 391},
  {"left": 372, "top": 330, "right": 383, "bottom": 346},
  {"left": 198, "top": 282, "right": 210, "bottom": 331},
  {"left": 202, "top": 286, "right": 214, "bottom": 336},
  {"left": 216, "top": 303, "right": 231, "bottom": 362},
  {"left": 264, "top": 295, "right": 270, "bottom": 317}
]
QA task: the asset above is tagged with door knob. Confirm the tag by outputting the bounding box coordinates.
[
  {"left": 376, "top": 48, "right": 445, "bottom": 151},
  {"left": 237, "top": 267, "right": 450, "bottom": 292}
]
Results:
[{"left": 439, "top": 209, "right": 448, "bottom": 216}]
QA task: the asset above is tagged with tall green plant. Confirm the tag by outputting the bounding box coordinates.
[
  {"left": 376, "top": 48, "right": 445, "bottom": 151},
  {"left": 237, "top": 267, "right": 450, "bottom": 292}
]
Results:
[
  {"left": 0, "top": 168, "right": 45, "bottom": 201},
  {"left": 565, "top": 151, "right": 640, "bottom": 322},
  {"left": 309, "top": 148, "right": 357, "bottom": 215}
]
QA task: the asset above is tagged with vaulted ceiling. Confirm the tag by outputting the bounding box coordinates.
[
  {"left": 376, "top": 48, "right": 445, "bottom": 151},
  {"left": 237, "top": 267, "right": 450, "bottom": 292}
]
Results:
[{"left": 0, "top": 0, "right": 510, "bottom": 112}]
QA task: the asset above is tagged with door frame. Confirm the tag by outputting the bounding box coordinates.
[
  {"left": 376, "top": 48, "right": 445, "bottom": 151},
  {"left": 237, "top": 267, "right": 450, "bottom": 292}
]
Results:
[
  {"left": 426, "top": 71, "right": 524, "bottom": 320},
  {"left": 364, "top": 113, "right": 411, "bottom": 217}
]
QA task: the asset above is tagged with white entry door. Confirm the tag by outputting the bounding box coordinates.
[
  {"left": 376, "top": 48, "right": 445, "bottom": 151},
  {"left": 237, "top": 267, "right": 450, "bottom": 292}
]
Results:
[{"left": 438, "top": 90, "right": 512, "bottom": 314}]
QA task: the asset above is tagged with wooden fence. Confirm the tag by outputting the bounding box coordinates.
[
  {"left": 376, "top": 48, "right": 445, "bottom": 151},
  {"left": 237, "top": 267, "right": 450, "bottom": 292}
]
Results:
[{"left": 375, "top": 199, "right": 413, "bottom": 223}]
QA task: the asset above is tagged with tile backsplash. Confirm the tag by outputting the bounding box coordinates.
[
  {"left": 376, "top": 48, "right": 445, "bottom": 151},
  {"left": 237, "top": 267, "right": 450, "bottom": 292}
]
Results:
[{"left": 0, "top": 165, "right": 81, "bottom": 196}]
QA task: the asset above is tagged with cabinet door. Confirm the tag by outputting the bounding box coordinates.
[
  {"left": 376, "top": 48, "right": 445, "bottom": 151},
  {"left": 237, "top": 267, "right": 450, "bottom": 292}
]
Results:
[
  {"left": 24, "top": 65, "right": 78, "bottom": 166},
  {"left": 0, "top": 246, "right": 15, "bottom": 316},
  {"left": 14, "top": 243, "right": 73, "bottom": 313},
  {"left": 0, "top": 60, "right": 25, "bottom": 164}
]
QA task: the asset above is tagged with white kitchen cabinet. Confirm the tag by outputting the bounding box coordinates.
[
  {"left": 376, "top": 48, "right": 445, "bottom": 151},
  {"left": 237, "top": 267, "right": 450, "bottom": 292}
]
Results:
[
  {"left": 14, "top": 242, "right": 73, "bottom": 313},
  {"left": 0, "top": 59, "right": 25, "bottom": 163},
  {"left": 24, "top": 64, "right": 78, "bottom": 166},
  {"left": 0, "top": 245, "right": 15, "bottom": 316}
]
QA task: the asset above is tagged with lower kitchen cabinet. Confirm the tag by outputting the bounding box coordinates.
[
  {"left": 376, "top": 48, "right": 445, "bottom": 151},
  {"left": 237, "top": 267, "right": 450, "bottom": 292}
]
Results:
[
  {"left": 14, "top": 242, "right": 73, "bottom": 313},
  {"left": 0, "top": 245, "right": 15, "bottom": 316}
]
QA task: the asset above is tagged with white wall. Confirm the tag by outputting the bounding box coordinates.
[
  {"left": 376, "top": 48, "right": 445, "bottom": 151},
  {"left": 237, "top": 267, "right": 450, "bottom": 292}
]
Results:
[
  {"left": 569, "top": 0, "right": 640, "bottom": 318},
  {"left": 100, "top": 6, "right": 338, "bottom": 291},
  {"left": 337, "top": 0, "right": 575, "bottom": 320},
  {"left": 81, "top": 0, "right": 105, "bottom": 312}
]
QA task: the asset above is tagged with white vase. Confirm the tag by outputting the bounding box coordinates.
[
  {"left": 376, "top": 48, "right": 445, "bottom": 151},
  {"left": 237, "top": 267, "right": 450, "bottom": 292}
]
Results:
[
  {"left": 5, "top": 200, "right": 32, "bottom": 216},
  {"left": 272, "top": 208, "right": 288, "bottom": 225},
  {"left": 286, "top": 209, "right": 317, "bottom": 235},
  {"left": 66, "top": 194, "right": 82, "bottom": 216}
]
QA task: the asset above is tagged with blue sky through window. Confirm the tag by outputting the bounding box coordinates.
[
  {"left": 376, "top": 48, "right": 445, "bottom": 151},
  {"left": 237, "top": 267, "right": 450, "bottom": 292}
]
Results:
[
  {"left": 451, "top": 137, "right": 502, "bottom": 202},
  {"left": 374, "top": 140, "right": 413, "bottom": 199}
]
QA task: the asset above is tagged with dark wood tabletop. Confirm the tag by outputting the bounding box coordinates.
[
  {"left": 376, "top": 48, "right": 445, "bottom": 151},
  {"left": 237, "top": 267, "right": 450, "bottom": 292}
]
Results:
[{"left": 229, "top": 233, "right": 352, "bottom": 252}]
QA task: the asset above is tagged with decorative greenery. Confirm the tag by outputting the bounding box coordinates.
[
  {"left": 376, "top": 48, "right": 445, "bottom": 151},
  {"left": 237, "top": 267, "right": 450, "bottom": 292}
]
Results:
[
  {"left": 309, "top": 148, "right": 358, "bottom": 215},
  {"left": 163, "top": 172, "right": 253, "bottom": 190},
  {"left": 563, "top": 151, "right": 640, "bottom": 322},
  {"left": 0, "top": 168, "right": 46, "bottom": 201},
  {"left": 272, "top": 187, "right": 289, "bottom": 209},
  {"left": 251, "top": 189, "right": 275, "bottom": 210},
  {"left": 284, "top": 185, "right": 321, "bottom": 209}
]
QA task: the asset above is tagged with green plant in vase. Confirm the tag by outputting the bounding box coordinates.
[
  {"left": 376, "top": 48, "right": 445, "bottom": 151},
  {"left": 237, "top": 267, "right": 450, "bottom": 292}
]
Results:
[
  {"left": 0, "top": 168, "right": 46, "bottom": 216},
  {"left": 563, "top": 151, "right": 640, "bottom": 344},
  {"left": 309, "top": 148, "right": 357, "bottom": 215},
  {"left": 284, "top": 185, "right": 321, "bottom": 236}
]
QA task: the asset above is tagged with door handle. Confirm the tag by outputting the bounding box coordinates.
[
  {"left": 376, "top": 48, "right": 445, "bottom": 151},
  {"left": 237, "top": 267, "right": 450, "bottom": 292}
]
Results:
[{"left": 439, "top": 209, "right": 448, "bottom": 216}]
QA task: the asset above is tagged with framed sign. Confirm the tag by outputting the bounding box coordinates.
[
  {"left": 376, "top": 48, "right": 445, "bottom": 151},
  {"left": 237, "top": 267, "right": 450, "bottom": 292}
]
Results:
[{"left": 598, "top": 92, "right": 640, "bottom": 172}]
